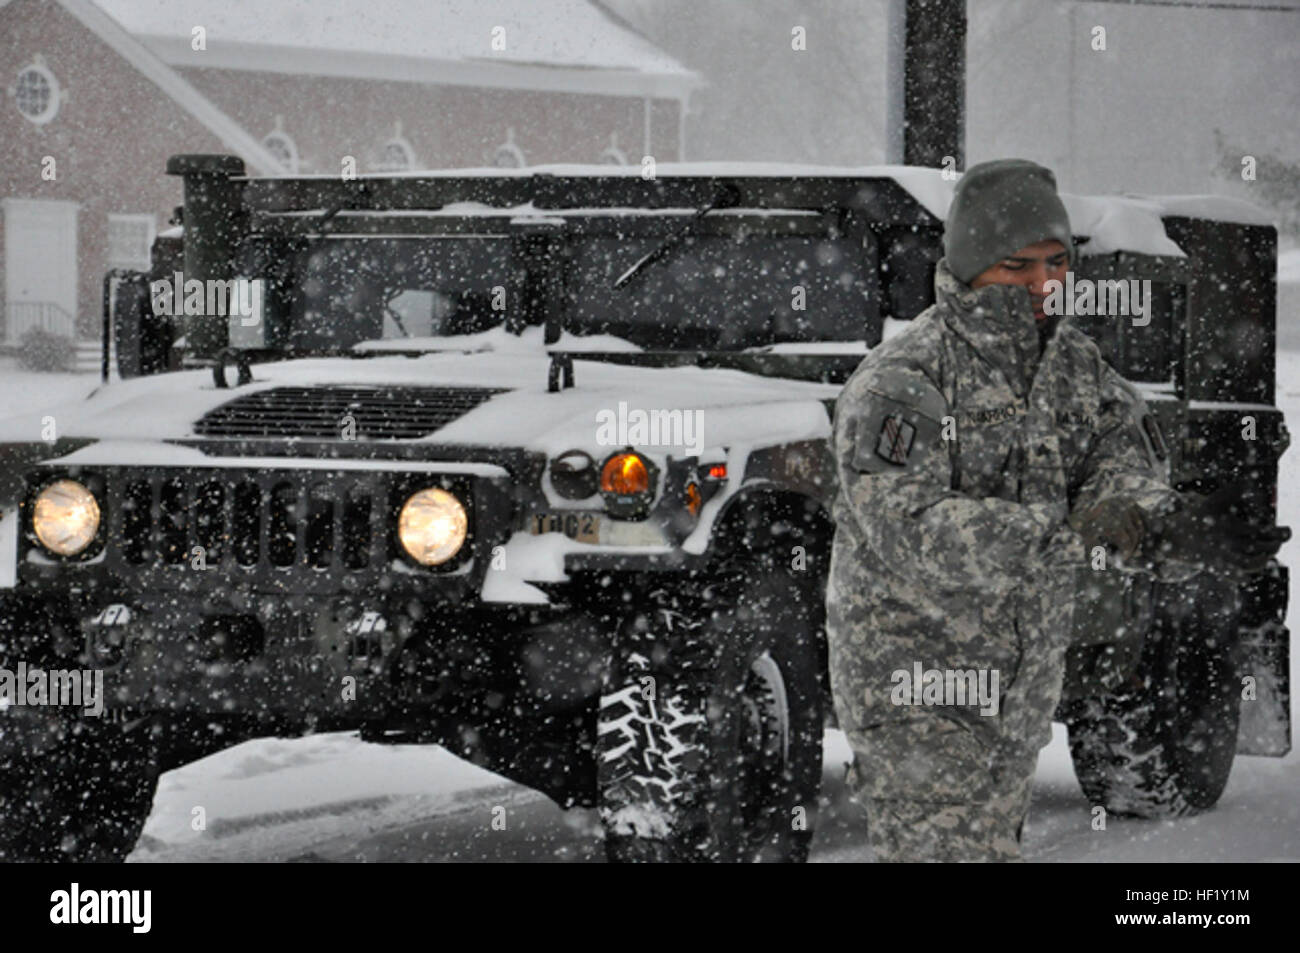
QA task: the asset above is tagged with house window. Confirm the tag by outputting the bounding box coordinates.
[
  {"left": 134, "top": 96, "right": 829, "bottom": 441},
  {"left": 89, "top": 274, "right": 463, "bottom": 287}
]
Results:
[
  {"left": 107, "top": 214, "right": 156, "bottom": 271},
  {"left": 494, "top": 127, "right": 526, "bottom": 168},
  {"left": 377, "top": 139, "right": 415, "bottom": 172},
  {"left": 599, "top": 132, "right": 628, "bottom": 166},
  {"left": 262, "top": 119, "right": 299, "bottom": 173},
  {"left": 373, "top": 121, "right": 417, "bottom": 172},
  {"left": 12, "top": 58, "right": 60, "bottom": 125}
]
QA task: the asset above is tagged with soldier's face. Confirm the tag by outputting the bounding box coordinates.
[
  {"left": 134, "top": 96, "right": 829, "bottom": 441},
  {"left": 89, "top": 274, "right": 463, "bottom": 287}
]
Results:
[{"left": 969, "top": 240, "right": 1069, "bottom": 323}]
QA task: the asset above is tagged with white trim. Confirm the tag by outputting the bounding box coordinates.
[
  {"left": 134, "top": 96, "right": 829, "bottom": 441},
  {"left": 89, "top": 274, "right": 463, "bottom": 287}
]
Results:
[
  {"left": 55, "top": 0, "right": 283, "bottom": 174},
  {"left": 2, "top": 197, "right": 81, "bottom": 211},
  {"left": 677, "top": 99, "right": 687, "bottom": 162},
  {"left": 138, "top": 35, "right": 698, "bottom": 102}
]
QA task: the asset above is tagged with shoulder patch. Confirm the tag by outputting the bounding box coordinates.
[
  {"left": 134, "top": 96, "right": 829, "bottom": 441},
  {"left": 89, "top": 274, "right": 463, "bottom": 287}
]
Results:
[
  {"left": 845, "top": 365, "right": 947, "bottom": 475},
  {"left": 875, "top": 414, "right": 917, "bottom": 464}
]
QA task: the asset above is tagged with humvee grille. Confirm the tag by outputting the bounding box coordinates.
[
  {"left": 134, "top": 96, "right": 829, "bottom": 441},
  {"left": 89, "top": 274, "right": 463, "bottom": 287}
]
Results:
[
  {"left": 100, "top": 467, "right": 473, "bottom": 592},
  {"left": 193, "top": 386, "right": 509, "bottom": 440}
]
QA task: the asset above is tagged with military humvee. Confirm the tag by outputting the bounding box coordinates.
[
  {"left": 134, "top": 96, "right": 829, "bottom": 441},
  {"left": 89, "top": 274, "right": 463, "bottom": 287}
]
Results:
[{"left": 0, "top": 155, "right": 1289, "bottom": 862}]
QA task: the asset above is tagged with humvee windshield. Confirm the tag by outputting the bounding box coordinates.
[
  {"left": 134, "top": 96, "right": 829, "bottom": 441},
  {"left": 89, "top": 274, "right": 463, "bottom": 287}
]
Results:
[
  {"left": 277, "top": 215, "right": 877, "bottom": 351},
  {"left": 286, "top": 236, "right": 511, "bottom": 350},
  {"left": 569, "top": 229, "right": 875, "bottom": 349}
]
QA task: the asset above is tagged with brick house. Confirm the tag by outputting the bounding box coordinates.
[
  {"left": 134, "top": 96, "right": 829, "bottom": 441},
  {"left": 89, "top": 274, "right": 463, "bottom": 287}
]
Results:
[{"left": 0, "top": 0, "right": 696, "bottom": 343}]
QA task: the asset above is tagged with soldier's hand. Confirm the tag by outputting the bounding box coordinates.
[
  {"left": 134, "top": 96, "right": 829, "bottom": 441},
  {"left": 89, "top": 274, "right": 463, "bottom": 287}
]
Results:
[
  {"left": 1149, "top": 482, "right": 1290, "bottom": 574},
  {"left": 1068, "top": 498, "right": 1147, "bottom": 560}
]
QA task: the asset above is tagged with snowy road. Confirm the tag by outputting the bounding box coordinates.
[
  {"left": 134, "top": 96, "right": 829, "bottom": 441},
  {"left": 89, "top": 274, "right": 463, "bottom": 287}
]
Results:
[
  {"left": 1, "top": 351, "right": 1297, "bottom": 863},
  {"left": 123, "top": 719, "right": 1299, "bottom": 863}
]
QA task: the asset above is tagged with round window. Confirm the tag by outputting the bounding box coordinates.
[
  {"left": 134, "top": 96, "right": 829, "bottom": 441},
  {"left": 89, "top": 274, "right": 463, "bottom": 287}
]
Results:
[
  {"left": 14, "top": 63, "right": 60, "bottom": 124},
  {"left": 379, "top": 139, "right": 415, "bottom": 172},
  {"left": 263, "top": 131, "right": 299, "bottom": 173},
  {"left": 492, "top": 127, "right": 526, "bottom": 168}
]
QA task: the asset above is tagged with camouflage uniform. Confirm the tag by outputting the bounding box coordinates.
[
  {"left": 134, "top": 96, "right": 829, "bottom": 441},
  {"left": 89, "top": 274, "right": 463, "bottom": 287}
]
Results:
[{"left": 827, "top": 258, "right": 1178, "bottom": 862}]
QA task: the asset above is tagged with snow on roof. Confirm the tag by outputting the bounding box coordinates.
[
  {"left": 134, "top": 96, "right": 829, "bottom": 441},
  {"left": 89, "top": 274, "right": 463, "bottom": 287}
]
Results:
[
  {"left": 258, "top": 161, "right": 1273, "bottom": 259},
  {"left": 1126, "top": 194, "right": 1278, "bottom": 227},
  {"left": 91, "top": 0, "right": 698, "bottom": 99},
  {"left": 1062, "top": 195, "right": 1185, "bottom": 258},
  {"left": 58, "top": 0, "right": 284, "bottom": 174},
  {"left": 257, "top": 162, "right": 958, "bottom": 218}
]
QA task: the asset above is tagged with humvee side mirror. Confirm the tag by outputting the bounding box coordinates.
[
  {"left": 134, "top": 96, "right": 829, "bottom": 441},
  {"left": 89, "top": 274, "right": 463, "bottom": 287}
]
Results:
[{"left": 108, "top": 271, "right": 172, "bottom": 379}]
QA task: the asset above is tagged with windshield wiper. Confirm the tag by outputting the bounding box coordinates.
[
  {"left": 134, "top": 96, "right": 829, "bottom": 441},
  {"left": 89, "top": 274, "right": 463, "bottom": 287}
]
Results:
[
  {"left": 613, "top": 184, "right": 741, "bottom": 290},
  {"left": 383, "top": 292, "right": 412, "bottom": 338}
]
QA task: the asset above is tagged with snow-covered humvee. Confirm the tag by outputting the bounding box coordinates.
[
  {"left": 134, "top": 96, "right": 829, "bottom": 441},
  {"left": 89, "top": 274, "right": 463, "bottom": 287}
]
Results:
[{"left": 0, "top": 155, "right": 1290, "bottom": 862}]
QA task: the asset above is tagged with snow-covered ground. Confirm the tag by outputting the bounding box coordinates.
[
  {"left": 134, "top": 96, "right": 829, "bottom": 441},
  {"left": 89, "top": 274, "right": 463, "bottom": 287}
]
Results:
[
  {"left": 0, "top": 363, "right": 102, "bottom": 418},
  {"left": 3, "top": 322, "right": 1299, "bottom": 860}
]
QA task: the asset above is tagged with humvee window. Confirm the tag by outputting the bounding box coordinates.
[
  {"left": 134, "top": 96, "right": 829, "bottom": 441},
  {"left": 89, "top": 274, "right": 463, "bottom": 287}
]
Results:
[
  {"left": 567, "top": 227, "right": 876, "bottom": 349},
  {"left": 287, "top": 236, "right": 511, "bottom": 349}
]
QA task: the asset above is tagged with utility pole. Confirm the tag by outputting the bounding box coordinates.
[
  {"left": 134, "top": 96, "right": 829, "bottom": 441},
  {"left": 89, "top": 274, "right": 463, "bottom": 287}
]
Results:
[{"left": 886, "top": 0, "right": 967, "bottom": 169}]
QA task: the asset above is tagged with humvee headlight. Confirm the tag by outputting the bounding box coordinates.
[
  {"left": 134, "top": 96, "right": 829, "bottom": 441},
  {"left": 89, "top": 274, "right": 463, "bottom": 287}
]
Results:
[
  {"left": 397, "top": 488, "right": 468, "bottom": 566},
  {"left": 600, "top": 452, "right": 651, "bottom": 496},
  {"left": 33, "top": 479, "right": 101, "bottom": 557}
]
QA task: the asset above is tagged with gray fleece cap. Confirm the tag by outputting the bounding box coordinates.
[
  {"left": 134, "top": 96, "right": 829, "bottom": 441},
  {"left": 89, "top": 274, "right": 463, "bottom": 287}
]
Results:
[{"left": 943, "top": 159, "right": 1075, "bottom": 285}]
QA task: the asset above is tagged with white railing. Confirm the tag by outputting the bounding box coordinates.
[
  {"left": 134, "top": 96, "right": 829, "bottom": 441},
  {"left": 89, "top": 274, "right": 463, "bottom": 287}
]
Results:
[{"left": 5, "top": 301, "right": 76, "bottom": 344}]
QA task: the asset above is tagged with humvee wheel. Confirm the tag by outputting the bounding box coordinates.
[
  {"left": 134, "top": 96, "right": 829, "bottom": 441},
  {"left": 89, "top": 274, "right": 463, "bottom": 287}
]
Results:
[
  {"left": 0, "top": 715, "right": 160, "bottom": 862},
  {"left": 1064, "top": 578, "right": 1243, "bottom": 818},
  {"left": 598, "top": 509, "right": 827, "bottom": 862}
]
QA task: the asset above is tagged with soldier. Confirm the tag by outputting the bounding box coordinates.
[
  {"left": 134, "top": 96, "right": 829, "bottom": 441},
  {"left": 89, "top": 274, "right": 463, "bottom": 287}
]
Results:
[{"left": 827, "top": 158, "right": 1284, "bottom": 862}]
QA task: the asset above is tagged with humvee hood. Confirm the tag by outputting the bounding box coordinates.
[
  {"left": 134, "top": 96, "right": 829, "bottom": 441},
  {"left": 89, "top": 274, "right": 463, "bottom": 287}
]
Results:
[{"left": 0, "top": 352, "right": 838, "bottom": 459}]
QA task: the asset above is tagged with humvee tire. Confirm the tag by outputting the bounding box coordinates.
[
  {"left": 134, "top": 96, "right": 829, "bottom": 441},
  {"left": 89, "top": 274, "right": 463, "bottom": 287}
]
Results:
[
  {"left": 0, "top": 715, "right": 159, "bottom": 862},
  {"left": 1064, "top": 576, "right": 1243, "bottom": 818},
  {"left": 598, "top": 501, "right": 827, "bottom": 862}
]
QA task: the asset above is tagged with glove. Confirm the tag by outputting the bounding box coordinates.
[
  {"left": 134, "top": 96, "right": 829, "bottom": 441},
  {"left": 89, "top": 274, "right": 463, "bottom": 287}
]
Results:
[
  {"left": 1149, "top": 481, "right": 1290, "bottom": 574},
  {"left": 1068, "top": 498, "right": 1147, "bottom": 560}
]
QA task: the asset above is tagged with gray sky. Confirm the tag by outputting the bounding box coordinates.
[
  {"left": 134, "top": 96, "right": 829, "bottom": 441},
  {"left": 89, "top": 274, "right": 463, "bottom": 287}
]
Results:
[{"left": 605, "top": 0, "right": 1299, "bottom": 223}]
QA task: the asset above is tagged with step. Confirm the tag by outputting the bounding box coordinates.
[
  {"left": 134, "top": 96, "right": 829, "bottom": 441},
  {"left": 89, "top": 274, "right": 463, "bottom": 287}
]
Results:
[{"left": 74, "top": 340, "right": 112, "bottom": 373}]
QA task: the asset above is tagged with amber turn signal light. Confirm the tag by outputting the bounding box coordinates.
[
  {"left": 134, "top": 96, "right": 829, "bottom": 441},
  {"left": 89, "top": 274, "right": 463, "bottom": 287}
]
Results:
[
  {"left": 600, "top": 452, "right": 650, "bottom": 495},
  {"left": 685, "top": 481, "right": 702, "bottom": 516}
]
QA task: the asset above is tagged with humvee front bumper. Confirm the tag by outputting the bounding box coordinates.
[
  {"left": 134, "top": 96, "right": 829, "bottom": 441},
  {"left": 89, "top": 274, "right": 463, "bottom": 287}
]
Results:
[
  {"left": 0, "top": 583, "right": 617, "bottom": 725},
  {"left": 0, "top": 455, "right": 626, "bottom": 724}
]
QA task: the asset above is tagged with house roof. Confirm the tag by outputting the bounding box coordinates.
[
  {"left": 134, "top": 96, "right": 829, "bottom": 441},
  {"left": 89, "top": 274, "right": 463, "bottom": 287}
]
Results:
[
  {"left": 91, "top": 0, "right": 699, "bottom": 100},
  {"left": 53, "top": 0, "right": 286, "bottom": 174}
]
